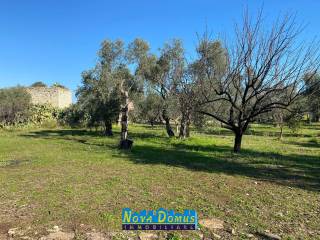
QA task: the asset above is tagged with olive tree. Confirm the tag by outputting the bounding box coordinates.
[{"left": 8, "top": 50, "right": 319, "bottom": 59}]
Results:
[
  {"left": 142, "top": 40, "right": 185, "bottom": 137},
  {"left": 76, "top": 69, "right": 121, "bottom": 136},
  {"left": 0, "top": 87, "right": 31, "bottom": 126},
  {"left": 304, "top": 73, "right": 320, "bottom": 122}
]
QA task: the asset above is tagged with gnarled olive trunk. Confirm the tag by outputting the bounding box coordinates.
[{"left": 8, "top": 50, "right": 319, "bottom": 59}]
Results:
[
  {"left": 120, "top": 106, "right": 128, "bottom": 141},
  {"left": 150, "top": 119, "right": 154, "bottom": 127},
  {"left": 119, "top": 89, "right": 133, "bottom": 149},
  {"left": 179, "top": 114, "right": 190, "bottom": 139},
  {"left": 162, "top": 109, "right": 174, "bottom": 137},
  {"left": 165, "top": 118, "right": 175, "bottom": 137},
  {"left": 104, "top": 120, "right": 113, "bottom": 136},
  {"left": 279, "top": 125, "right": 284, "bottom": 140}
]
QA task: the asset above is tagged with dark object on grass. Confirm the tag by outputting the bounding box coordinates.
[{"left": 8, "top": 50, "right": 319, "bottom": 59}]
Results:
[
  {"left": 257, "top": 231, "right": 281, "bottom": 240},
  {"left": 119, "top": 139, "right": 133, "bottom": 150}
]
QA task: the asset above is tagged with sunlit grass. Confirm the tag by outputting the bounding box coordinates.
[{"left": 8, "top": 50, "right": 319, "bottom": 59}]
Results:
[{"left": 0, "top": 123, "right": 319, "bottom": 239}]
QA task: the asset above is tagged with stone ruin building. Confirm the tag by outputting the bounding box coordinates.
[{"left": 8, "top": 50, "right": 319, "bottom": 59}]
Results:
[{"left": 26, "top": 83, "right": 72, "bottom": 109}]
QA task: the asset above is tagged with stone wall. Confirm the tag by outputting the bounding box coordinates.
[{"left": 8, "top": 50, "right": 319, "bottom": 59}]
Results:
[{"left": 26, "top": 86, "right": 72, "bottom": 109}]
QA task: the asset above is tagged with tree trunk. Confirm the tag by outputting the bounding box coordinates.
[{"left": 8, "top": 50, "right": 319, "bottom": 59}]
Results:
[
  {"left": 179, "top": 120, "right": 186, "bottom": 139},
  {"left": 179, "top": 112, "right": 191, "bottom": 139},
  {"left": 233, "top": 132, "right": 243, "bottom": 153},
  {"left": 162, "top": 109, "right": 174, "bottom": 137},
  {"left": 117, "top": 112, "right": 122, "bottom": 126},
  {"left": 165, "top": 118, "right": 175, "bottom": 137},
  {"left": 121, "top": 107, "right": 128, "bottom": 141},
  {"left": 119, "top": 89, "right": 133, "bottom": 149},
  {"left": 279, "top": 125, "right": 283, "bottom": 140},
  {"left": 186, "top": 122, "right": 190, "bottom": 137},
  {"left": 307, "top": 113, "right": 311, "bottom": 124},
  {"left": 104, "top": 120, "right": 113, "bottom": 136}
]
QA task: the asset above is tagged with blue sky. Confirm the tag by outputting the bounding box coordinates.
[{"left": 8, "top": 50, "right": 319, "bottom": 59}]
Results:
[{"left": 0, "top": 0, "right": 319, "bottom": 96}]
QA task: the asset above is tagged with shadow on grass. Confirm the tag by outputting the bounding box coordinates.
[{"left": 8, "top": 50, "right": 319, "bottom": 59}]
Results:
[
  {"left": 126, "top": 143, "right": 320, "bottom": 191},
  {"left": 20, "top": 128, "right": 167, "bottom": 150},
  {"left": 199, "top": 127, "right": 316, "bottom": 138},
  {"left": 286, "top": 139, "right": 320, "bottom": 149},
  {"left": 21, "top": 129, "right": 320, "bottom": 191},
  {"left": 21, "top": 128, "right": 166, "bottom": 140}
]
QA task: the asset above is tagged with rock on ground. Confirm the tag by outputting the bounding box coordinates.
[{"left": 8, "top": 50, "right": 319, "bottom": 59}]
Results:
[
  {"left": 212, "top": 232, "right": 222, "bottom": 239},
  {"left": 39, "top": 231, "right": 75, "bottom": 240},
  {"left": 245, "top": 233, "right": 255, "bottom": 238},
  {"left": 47, "top": 226, "right": 60, "bottom": 233},
  {"left": 139, "top": 232, "right": 158, "bottom": 240},
  {"left": 86, "top": 232, "right": 110, "bottom": 240},
  {"left": 199, "top": 218, "right": 224, "bottom": 230},
  {"left": 7, "top": 228, "right": 24, "bottom": 238},
  {"left": 258, "top": 231, "right": 281, "bottom": 240}
]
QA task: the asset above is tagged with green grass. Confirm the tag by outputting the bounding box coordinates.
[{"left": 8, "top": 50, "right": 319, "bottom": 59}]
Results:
[{"left": 0, "top": 123, "right": 319, "bottom": 239}]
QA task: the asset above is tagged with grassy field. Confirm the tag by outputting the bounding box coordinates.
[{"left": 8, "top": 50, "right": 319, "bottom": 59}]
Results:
[{"left": 0, "top": 123, "right": 319, "bottom": 239}]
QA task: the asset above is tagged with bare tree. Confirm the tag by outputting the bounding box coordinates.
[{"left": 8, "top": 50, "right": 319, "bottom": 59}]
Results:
[{"left": 196, "top": 10, "right": 320, "bottom": 152}]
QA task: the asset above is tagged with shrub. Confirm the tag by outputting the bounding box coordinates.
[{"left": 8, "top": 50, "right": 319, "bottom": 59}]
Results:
[
  {"left": 52, "top": 82, "right": 67, "bottom": 89},
  {"left": 58, "top": 104, "right": 85, "bottom": 127},
  {"left": 0, "top": 87, "right": 31, "bottom": 126},
  {"left": 29, "top": 104, "right": 61, "bottom": 126},
  {"left": 41, "top": 119, "right": 58, "bottom": 129},
  {"left": 30, "top": 81, "right": 47, "bottom": 87},
  {"left": 285, "top": 111, "right": 304, "bottom": 133}
]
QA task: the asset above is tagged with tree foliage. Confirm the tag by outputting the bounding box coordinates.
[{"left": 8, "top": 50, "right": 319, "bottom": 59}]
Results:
[
  {"left": 63, "top": 9, "right": 320, "bottom": 152},
  {"left": 30, "top": 81, "right": 47, "bottom": 87},
  {"left": 137, "top": 92, "right": 163, "bottom": 126},
  {"left": 304, "top": 73, "right": 320, "bottom": 122},
  {"left": 29, "top": 104, "right": 60, "bottom": 126},
  {"left": 139, "top": 40, "right": 185, "bottom": 137},
  {"left": 0, "top": 87, "right": 31, "bottom": 126},
  {"left": 58, "top": 104, "right": 85, "bottom": 128},
  {"left": 76, "top": 69, "right": 121, "bottom": 135}
]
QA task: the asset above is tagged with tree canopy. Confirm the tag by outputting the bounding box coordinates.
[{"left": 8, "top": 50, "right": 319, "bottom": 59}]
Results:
[{"left": 70, "top": 10, "right": 320, "bottom": 152}]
